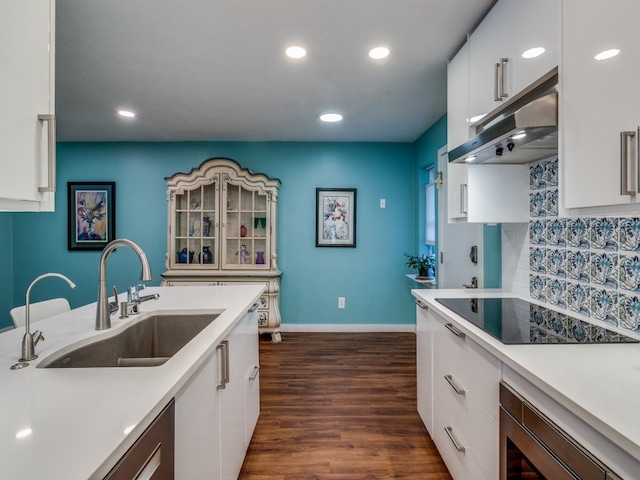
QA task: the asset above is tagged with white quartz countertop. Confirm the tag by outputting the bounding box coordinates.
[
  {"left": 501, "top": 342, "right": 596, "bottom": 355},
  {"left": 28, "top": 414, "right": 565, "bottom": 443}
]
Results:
[
  {"left": 412, "top": 288, "right": 640, "bottom": 465},
  {"left": 0, "top": 284, "right": 264, "bottom": 480}
]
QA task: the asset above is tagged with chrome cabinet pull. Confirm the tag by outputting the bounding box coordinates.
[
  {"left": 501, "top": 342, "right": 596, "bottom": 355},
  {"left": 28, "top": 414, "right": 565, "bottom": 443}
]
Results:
[
  {"left": 444, "top": 323, "right": 465, "bottom": 338},
  {"left": 460, "top": 184, "right": 468, "bottom": 215},
  {"left": 494, "top": 62, "right": 501, "bottom": 101},
  {"left": 444, "top": 426, "right": 466, "bottom": 453},
  {"left": 415, "top": 300, "right": 428, "bottom": 310},
  {"left": 620, "top": 130, "right": 637, "bottom": 195},
  {"left": 499, "top": 57, "right": 509, "bottom": 99},
  {"left": 216, "top": 341, "right": 229, "bottom": 389},
  {"left": 37, "top": 114, "right": 56, "bottom": 193},
  {"left": 444, "top": 374, "right": 466, "bottom": 396},
  {"left": 223, "top": 340, "right": 230, "bottom": 385},
  {"left": 248, "top": 364, "right": 260, "bottom": 380}
]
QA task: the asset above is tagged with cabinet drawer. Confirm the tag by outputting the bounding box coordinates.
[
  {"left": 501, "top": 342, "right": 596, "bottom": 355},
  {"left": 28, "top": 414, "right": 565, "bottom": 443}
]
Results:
[
  {"left": 432, "top": 314, "right": 501, "bottom": 418},
  {"left": 433, "top": 355, "right": 499, "bottom": 480},
  {"left": 432, "top": 401, "right": 490, "bottom": 480}
]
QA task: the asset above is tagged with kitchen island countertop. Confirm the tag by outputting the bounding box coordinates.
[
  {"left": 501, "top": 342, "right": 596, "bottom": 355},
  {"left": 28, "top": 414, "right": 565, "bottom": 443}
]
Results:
[
  {"left": 0, "top": 284, "right": 263, "bottom": 480},
  {"left": 413, "top": 288, "right": 640, "bottom": 472}
]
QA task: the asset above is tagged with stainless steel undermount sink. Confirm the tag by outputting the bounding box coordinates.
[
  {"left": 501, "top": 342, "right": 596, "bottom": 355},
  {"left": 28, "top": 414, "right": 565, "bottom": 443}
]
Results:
[{"left": 38, "top": 313, "right": 219, "bottom": 368}]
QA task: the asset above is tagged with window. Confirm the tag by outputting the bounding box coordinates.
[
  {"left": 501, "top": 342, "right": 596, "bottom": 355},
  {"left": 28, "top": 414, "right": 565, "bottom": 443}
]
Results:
[{"left": 425, "top": 167, "right": 436, "bottom": 248}]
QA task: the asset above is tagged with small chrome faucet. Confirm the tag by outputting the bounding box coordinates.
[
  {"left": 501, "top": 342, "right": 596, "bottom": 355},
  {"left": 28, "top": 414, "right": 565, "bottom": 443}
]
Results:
[
  {"left": 96, "top": 238, "right": 152, "bottom": 330},
  {"left": 20, "top": 273, "right": 76, "bottom": 362}
]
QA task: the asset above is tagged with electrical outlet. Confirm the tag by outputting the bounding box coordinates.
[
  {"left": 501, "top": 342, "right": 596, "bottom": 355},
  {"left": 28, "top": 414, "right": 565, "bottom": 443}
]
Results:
[
  {"left": 380, "top": 198, "right": 386, "bottom": 208},
  {"left": 338, "top": 297, "right": 346, "bottom": 309}
]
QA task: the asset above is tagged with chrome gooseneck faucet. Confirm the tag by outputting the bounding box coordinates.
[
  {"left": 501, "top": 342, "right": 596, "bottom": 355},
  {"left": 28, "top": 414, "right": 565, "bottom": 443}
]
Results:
[
  {"left": 20, "top": 273, "right": 76, "bottom": 362},
  {"left": 96, "top": 238, "right": 152, "bottom": 330}
]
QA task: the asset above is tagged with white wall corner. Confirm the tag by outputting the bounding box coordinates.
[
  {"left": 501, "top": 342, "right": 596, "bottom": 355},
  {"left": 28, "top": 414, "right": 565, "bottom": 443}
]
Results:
[{"left": 501, "top": 223, "right": 530, "bottom": 297}]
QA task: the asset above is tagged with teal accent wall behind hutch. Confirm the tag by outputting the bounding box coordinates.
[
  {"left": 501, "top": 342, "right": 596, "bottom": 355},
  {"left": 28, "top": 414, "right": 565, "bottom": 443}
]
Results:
[{"left": 5, "top": 141, "right": 418, "bottom": 329}]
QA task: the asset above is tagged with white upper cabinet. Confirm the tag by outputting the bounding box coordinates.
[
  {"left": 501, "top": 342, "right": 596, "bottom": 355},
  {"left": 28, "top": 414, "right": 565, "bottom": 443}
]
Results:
[
  {"left": 562, "top": 0, "right": 640, "bottom": 212},
  {"left": 468, "top": 3, "right": 505, "bottom": 125},
  {"left": 504, "top": 0, "right": 559, "bottom": 95},
  {"left": 0, "top": 0, "right": 56, "bottom": 212},
  {"left": 447, "top": 40, "right": 470, "bottom": 151},
  {"left": 447, "top": 163, "right": 529, "bottom": 224},
  {"left": 467, "top": 0, "right": 559, "bottom": 127}
]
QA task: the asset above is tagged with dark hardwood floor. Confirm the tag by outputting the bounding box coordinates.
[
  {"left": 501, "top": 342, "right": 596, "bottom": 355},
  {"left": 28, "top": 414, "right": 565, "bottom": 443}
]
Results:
[{"left": 238, "top": 332, "right": 452, "bottom": 480}]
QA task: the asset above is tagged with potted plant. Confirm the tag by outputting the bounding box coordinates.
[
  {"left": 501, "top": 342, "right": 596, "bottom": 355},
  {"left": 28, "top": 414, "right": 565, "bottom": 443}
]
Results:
[{"left": 404, "top": 253, "right": 436, "bottom": 279}]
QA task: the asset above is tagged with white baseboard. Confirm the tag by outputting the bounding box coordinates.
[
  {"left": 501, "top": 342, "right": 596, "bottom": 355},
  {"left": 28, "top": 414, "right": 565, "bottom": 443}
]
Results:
[{"left": 280, "top": 323, "right": 416, "bottom": 333}]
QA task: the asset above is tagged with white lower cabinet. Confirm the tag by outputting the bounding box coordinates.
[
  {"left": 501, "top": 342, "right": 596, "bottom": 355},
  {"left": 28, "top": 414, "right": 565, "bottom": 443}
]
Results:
[
  {"left": 175, "top": 304, "right": 260, "bottom": 479},
  {"left": 416, "top": 301, "right": 433, "bottom": 434},
  {"left": 419, "top": 306, "right": 501, "bottom": 480},
  {"left": 175, "top": 354, "right": 220, "bottom": 478}
]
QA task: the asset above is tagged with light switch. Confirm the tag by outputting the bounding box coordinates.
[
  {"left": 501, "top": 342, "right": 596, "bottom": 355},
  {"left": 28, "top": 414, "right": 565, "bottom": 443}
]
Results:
[{"left": 380, "top": 198, "right": 386, "bottom": 208}]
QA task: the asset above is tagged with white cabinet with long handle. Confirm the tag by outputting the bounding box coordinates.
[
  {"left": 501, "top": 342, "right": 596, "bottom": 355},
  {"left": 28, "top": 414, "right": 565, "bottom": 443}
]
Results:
[
  {"left": 561, "top": 0, "right": 640, "bottom": 213},
  {"left": 467, "top": 0, "right": 559, "bottom": 131},
  {"left": 0, "top": 0, "right": 56, "bottom": 212},
  {"left": 175, "top": 303, "right": 260, "bottom": 479},
  {"left": 447, "top": 163, "right": 529, "bottom": 223}
]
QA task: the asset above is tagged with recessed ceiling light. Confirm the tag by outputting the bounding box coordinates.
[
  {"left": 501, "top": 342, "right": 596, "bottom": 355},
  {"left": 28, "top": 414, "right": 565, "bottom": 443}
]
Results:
[
  {"left": 464, "top": 156, "right": 476, "bottom": 163},
  {"left": 285, "top": 46, "right": 307, "bottom": 59},
  {"left": 522, "top": 47, "right": 545, "bottom": 59},
  {"left": 594, "top": 48, "right": 620, "bottom": 61},
  {"left": 369, "top": 46, "right": 390, "bottom": 60},
  {"left": 320, "top": 113, "right": 343, "bottom": 123},
  {"left": 511, "top": 130, "right": 527, "bottom": 140},
  {"left": 118, "top": 110, "right": 136, "bottom": 118}
]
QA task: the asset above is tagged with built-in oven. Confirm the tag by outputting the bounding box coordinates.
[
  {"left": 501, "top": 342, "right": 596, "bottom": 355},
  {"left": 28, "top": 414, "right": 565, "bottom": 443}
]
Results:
[{"left": 499, "top": 382, "right": 621, "bottom": 480}]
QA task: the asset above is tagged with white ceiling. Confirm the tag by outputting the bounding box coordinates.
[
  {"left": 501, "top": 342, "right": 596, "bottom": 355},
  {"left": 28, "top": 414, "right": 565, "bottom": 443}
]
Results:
[{"left": 55, "top": 0, "right": 495, "bottom": 143}]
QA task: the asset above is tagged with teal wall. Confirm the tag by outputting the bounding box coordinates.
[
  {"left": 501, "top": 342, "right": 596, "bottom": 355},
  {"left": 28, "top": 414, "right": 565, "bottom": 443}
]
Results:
[
  {"left": 5, "top": 141, "right": 417, "bottom": 329},
  {"left": 0, "top": 215, "right": 14, "bottom": 328}
]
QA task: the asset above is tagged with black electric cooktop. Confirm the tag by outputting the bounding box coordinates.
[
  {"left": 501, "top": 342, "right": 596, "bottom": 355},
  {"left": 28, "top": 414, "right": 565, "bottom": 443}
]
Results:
[{"left": 435, "top": 297, "right": 639, "bottom": 345}]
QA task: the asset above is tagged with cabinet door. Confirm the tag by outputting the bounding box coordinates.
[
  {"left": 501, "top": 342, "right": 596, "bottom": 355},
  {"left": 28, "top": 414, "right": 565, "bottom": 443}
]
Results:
[
  {"left": 219, "top": 331, "right": 249, "bottom": 480},
  {"left": 222, "top": 181, "right": 272, "bottom": 270},
  {"left": 468, "top": 1, "right": 505, "bottom": 124},
  {"left": 416, "top": 302, "right": 433, "bottom": 434},
  {"left": 240, "top": 306, "right": 260, "bottom": 445},
  {"left": 171, "top": 181, "right": 219, "bottom": 268},
  {"left": 0, "top": 0, "right": 55, "bottom": 211},
  {"left": 447, "top": 163, "right": 469, "bottom": 221},
  {"left": 466, "top": 165, "right": 529, "bottom": 223},
  {"left": 447, "top": 41, "right": 470, "bottom": 151},
  {"left": 562, "top": 0, "right": 640, "bottom": 211},
  {"left": 175, "top": 353, "right": 221, "bottom": 479},
  {"left": 504, "top": 0, "right": 559, "bottom": 94}
]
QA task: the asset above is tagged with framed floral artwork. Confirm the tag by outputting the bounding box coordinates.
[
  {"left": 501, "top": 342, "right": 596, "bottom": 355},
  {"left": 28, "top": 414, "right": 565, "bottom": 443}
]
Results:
[
  {"left": 67, "top": 182, "right": 116, "bottom": 250},
  {"left": 316, "top": 188, "right": 356, "bottom": 247}
]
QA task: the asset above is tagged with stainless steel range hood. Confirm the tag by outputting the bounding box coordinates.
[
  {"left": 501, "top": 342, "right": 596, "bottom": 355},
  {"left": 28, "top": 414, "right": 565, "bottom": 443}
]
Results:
[{"left": 449, "top": 69, "right": 558, "bottom": 164}]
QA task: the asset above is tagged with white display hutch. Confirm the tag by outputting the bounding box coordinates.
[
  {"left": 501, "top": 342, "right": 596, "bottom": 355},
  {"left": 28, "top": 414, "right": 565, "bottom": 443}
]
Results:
[{"left": 161, "top": 158, "right": 282, "bottom": 342}]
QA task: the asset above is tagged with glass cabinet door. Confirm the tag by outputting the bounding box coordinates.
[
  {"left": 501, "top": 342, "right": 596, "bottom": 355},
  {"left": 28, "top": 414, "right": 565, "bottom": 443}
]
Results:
[
  {"left": 172, "top": 181, "right": 218, "bottom": 268},
  {"left": 222, "top": 182, "right": 270, "bottom": 269}
]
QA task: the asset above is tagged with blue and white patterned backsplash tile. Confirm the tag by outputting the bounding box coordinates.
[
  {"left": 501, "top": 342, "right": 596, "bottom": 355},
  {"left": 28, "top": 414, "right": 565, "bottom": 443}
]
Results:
[
  {"left": 619, "top": 217, "right": 640, "bottom": 251},
  {"left": 530, "top": 220, "right": 546, "bottom": 245},
  {"left": 528, "top": 157, "right": 640, "bottom": 333},
  {"left": 546, "top": 218, "right": 566, "bottom": 247}
]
